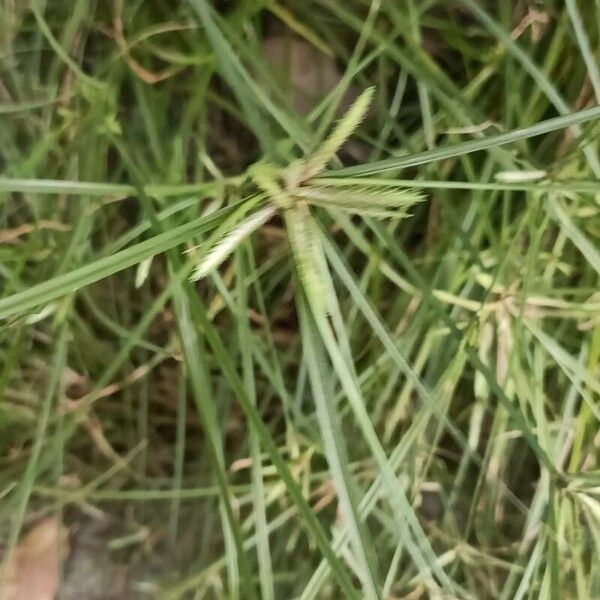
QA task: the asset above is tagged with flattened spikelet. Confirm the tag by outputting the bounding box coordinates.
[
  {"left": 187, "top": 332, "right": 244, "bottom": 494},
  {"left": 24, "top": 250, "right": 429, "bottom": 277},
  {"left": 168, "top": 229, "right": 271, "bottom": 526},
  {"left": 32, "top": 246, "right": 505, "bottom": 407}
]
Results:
[
  {"left": 286, "top": 204, "right": 329, "bottom": 314},
  {"left": 302, "top": 87, "right": 375, "bottom": 180},
  {"left": 190, "top": 205, "right": 276, "bottom": 281},
  {"left": 296, "top": 184, "right": 424, "bottom": 217}
]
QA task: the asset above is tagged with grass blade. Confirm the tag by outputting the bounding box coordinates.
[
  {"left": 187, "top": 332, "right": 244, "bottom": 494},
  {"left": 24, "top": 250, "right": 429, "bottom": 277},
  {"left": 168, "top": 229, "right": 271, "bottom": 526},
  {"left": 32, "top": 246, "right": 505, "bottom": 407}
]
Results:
[
  {"left": 0, "top": 206, "right": 233, "bottom": 320},
  {"left": 330, "top": 106, "right": 600, "bottom": 177}
]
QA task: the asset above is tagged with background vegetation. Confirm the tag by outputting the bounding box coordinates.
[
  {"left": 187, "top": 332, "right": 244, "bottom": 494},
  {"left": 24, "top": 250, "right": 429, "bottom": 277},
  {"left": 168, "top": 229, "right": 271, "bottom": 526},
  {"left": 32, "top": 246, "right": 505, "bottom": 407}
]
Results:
[{"left": 1, "top": 0, "right": 600, "bottom": 598}]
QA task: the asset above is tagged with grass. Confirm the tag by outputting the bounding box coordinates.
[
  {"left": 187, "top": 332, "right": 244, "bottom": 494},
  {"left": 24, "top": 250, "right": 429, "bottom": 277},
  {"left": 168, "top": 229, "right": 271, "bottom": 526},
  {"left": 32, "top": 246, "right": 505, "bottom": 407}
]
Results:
[{"left": 1, "top": 0, "right": 600, "bottom": 598}]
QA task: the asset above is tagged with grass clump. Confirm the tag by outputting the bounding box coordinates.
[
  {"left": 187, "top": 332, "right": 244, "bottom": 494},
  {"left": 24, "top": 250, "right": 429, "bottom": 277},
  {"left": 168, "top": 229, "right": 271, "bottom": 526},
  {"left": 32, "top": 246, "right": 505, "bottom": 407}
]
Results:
[{"left": 1, "top": 1, "right": 600, "bottom": 598}]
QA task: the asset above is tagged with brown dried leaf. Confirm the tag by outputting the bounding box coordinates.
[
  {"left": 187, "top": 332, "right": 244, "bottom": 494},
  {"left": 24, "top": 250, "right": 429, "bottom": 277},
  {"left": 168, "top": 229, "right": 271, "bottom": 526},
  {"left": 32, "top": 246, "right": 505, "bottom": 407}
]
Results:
[
  {"left": 0, "top": 221, "right": 70, "bottom": 244},
  {"left": 0, "top": 517, "right": 68, "bottom": 600}
]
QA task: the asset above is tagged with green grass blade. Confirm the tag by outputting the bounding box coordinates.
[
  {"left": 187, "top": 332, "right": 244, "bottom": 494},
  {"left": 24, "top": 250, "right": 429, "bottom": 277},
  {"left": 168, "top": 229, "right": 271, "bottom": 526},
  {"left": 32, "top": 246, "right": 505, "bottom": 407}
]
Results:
[
  {"left": 565, "top": 0, "right": 600, "bottom": 101},
  {"left": 298, "top": 294, "right": 381, "bottom": 599},
  {"left": 549, "top": 196, "right": 600, "bottom": 277},
  {"left": 0, "top": 206, "right": 233, "bottom": 320},
  {"left": 192, "top": 300, "right": 360, "bottom": 599},
  {"left": 329, "top": 106, "right": 600, "bottom": 177},
  {"left": 0, "top": 326, "right": 67, "bottom": 579},
  {"left": 235, "top": 248, "right": 275, "bottom": 600}
]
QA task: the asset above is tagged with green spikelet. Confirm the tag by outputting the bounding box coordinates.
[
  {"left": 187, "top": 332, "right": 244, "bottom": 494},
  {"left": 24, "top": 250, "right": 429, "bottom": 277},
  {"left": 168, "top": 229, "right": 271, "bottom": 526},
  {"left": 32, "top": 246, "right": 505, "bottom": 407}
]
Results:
[
  {"left": 297, "top": 184, "right": 424, "bottom": 217},
  {"left": 301, "top": 87, "right": 375, "bottom": 181},
  {"left": 285, "top": 203, "right": 329, "bottom": 315}
]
